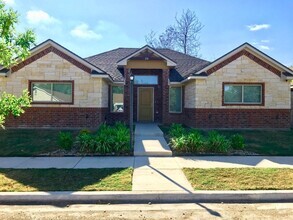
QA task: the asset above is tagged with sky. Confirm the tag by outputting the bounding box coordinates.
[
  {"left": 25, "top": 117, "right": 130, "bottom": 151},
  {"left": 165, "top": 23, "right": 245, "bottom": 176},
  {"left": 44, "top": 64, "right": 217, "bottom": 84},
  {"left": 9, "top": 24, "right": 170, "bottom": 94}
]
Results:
[{"left": 3, "top": 0, "right": 293, "bottom": 66}]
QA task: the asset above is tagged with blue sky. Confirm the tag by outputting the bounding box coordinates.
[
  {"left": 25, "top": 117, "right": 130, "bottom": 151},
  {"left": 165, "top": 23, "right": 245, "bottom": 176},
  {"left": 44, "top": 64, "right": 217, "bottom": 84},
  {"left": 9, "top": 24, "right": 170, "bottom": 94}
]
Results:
[{"left": 4, "top": 0, "right": 293, "bottom": 66}]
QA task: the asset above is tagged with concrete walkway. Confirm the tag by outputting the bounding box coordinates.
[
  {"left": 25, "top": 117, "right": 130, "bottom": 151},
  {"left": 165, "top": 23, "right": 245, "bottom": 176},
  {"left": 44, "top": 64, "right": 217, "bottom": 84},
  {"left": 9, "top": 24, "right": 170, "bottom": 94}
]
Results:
[
  {"left": 0, "top": 156, "right": 292, "bottom": 169},
  {"left": 134, "top": 123, "right": 172, "bottom": 156}
]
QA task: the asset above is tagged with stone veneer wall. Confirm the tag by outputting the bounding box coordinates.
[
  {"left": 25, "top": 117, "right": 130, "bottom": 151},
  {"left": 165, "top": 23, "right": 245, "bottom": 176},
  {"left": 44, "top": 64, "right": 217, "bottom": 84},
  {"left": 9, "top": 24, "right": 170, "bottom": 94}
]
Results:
[
  {"left": 1, "top": 51, "right": 109, "bottom": 128},
  {"left": 184, "top": 55, "right": 291, "bottom": 128}
]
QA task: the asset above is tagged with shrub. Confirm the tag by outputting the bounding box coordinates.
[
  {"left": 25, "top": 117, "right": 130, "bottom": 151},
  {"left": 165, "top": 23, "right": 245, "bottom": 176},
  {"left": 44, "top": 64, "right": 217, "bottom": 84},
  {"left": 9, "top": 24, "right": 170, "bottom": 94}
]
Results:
[
  {"left": 171, "top": 135, "right": 189, "bottom": 152},
  {"left": 58, "top": 132, "right": 73, "bottom": 151},
  {"left": 207, "top": 131, "right": 231, "bottom": 153},
  {"left": 231, "top": 134, "right": 245, "bottom": 150},
  {"left": 171, "top": 130, "right": 205, "bottom": 153},
  {"left": 95, "top": 122, "right": 130, "bottom": 153},
  {"left": 169, "top": 123, "right": 185, "bottom": 138},
  {"left": 76, "top": 132, "right": 97, "bottom": 153},
  {"left": 187, "top": 130, "right": 205, "bottom": 152}
]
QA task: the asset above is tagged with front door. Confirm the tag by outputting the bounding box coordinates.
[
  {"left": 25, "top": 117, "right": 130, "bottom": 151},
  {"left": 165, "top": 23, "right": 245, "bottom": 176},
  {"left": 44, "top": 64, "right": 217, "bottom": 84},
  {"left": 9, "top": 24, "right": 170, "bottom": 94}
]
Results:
[{"left": 138, "top": 87, "right": 154, "bottom": 122}]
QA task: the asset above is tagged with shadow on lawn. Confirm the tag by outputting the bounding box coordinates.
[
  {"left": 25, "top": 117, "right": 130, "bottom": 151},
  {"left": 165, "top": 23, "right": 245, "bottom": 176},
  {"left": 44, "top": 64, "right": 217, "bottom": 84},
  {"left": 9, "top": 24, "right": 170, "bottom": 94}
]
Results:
[{"left": 0, "top": 168, "right": 131, "bottom": 192}]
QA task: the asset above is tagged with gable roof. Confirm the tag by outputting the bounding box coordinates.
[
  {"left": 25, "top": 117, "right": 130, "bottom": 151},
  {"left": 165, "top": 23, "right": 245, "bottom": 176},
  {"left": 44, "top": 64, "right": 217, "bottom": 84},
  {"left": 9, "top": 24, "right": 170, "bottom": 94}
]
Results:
[
  {"left": 86, "top": 48, "right": 210, "bottom": 82},
  {"left": 193, "top": 42, "right": 293, "bottom": 79},
  {"left": 1, "top": 39, "right": 107, "bottom": 78},
  {"left": 116, "top": 45, "right": 177, "bottom": 67},
  {"left": 29, "top": 39, "right": 106, "bottom": 74}
]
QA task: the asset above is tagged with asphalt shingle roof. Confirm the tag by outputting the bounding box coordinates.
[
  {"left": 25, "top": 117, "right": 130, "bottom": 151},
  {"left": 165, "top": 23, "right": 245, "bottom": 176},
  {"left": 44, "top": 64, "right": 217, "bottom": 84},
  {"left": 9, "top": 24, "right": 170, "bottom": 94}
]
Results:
[{"left": 85, "top": 48, "right": 210, "bottom": 82}]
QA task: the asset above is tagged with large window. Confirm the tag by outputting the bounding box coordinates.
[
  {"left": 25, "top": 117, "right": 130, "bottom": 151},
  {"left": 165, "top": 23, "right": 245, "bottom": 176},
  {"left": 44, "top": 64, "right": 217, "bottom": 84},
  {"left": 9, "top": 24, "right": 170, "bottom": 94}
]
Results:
[
  {"left": 31, "top": 81, "right": 73, "bottom": 103},
  {"left": 223, "top": 83, "right": 263, "bottom": 104},
  {"left": 169, "top": 87, "right": 182, "bottom": 113},
  {"left": 134, "top": 75, "right": 158, "bottom": 85},
  {"left": 111, "top": 86, "right": 124, "bottom": 112}
]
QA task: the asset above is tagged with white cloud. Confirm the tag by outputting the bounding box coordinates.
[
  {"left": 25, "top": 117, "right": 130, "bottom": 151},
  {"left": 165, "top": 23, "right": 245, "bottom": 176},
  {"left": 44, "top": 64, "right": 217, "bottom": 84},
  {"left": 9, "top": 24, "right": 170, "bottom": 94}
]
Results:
[
  {"left": 26, "top": 10, "right": 59, "bottom": 25},
  {"left": 247, "top": 24, "right": 270, "bottom": 31},
  {"left": 70, "top": 23, "right": 102, "bottom": 40},
  {"left": 261, "top": 39, "right": 270, "bottom": 43},
  {"left": 259, "top": 45, "right": 270, "bottom": 50},
  {"left": 3, "top": 0, "right": 15, "bottom": 6}
]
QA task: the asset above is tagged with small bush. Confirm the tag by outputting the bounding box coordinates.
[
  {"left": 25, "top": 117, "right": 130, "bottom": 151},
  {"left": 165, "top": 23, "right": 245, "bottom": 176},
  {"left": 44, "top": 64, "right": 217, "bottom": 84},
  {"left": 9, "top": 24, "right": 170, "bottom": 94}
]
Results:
[
  {"left": 231, "top": 134, "right": 245, "bottom": 150},
  {"left": 76, "top": 132, "right": 96, "bottom": 153},
  {"left": 169, "top": 123, "right": 185, "bottom": 138},
  {"left": 171, "top": 129, "right": 204, "bottom": 153},
  {"left": 171, "top": 135, "right": 189, "bottom": 152},
  {"left": 58, "top": 132, "right": 73, "bottom": 151},
  {"left": 187, "top": 130, "right": 205, "bottom": 152},
  {"left": 207, "top": 131, "right": 231, "bottom": 153}
]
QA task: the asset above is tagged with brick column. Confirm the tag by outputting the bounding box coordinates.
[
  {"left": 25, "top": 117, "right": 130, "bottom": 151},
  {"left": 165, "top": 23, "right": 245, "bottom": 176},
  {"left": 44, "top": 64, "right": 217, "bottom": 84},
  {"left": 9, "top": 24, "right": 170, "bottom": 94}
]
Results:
[
  {"left": 124, "top": 67, "right": 130, "bottom": 123},
  {"left": 162, "top": 69, "right": 169, "bottom": 124}
]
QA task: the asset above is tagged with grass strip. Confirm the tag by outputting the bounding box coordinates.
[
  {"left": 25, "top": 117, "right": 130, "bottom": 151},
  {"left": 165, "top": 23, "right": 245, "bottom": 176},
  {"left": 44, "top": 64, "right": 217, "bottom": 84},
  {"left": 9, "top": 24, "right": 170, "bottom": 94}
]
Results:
[
  {"left": 183, "top": 168, "right": 293, "bottom": 190},
  {"left": 0, "top": 168, "right": 132, "bottom": 192}
]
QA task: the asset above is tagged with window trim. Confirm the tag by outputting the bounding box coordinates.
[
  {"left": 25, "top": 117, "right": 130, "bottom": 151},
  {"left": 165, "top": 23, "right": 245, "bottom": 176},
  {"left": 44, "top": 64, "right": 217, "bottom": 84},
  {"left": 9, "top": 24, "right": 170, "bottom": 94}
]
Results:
[
  {"left": 29, "top": 80, "right": 74, "bottom": 104},
  {"left": 169, "top": 86, "right": 183, "bottom": 113},
  {"left": 110, "top": 85, "right": 124, "bottom": 113},
  {"left": 133, "top": 75, "right": 158, "bottom": 85},
  {"left": 222, "top": 82, "right": 265, "bottom": 106}
]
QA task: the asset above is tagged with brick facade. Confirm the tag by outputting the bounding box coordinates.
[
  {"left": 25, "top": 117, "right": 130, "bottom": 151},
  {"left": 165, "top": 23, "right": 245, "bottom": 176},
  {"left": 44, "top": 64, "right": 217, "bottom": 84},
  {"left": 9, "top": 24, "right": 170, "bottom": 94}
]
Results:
[
  {"left": 184, "top": 108, "right": 291, "bottom": 129},
  {"left": 5, "top": 107, "right": 108, "bottom": 128}
]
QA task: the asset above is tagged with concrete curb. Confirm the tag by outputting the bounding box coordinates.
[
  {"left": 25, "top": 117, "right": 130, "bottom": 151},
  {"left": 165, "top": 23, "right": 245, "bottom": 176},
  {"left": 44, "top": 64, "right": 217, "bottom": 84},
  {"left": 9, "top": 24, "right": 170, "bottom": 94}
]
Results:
[{"left": 0, "top": 190, "right": 292, "bottom": 204}]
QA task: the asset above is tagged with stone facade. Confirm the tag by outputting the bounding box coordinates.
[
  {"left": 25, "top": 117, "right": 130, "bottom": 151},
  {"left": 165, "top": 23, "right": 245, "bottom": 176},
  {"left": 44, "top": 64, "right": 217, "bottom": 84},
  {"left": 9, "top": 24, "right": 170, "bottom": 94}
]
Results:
[
  {"left": 1, "top": 51, "right": 108, "bottom": 128},
  {"left": 192, "top": 55, "right": 291, "bottom": 109},
  {"left": 183, "top": 55, "right": 291, "bottom": 128}
]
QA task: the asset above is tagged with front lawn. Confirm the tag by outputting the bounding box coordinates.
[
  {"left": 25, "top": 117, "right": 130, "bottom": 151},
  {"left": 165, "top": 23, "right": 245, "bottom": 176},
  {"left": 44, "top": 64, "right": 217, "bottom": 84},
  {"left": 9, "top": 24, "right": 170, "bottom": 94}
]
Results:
[
  {"left": 183, "top": 168, "right": 293, "bottom": 190},
  {"left": 0, "top": 129, "right": 77, "bottom": 156},
  {"left": 160, "top": 125, "right": 293, "bottom": 156},
  {"left": 0, "top": 122, "right": 131, "bottom": 156},
  {"left": 0, "top": 168, "right": 132, "bottom": 191},
  {"left": 214, "top": 129, "right": 293, "bottom": 156}
]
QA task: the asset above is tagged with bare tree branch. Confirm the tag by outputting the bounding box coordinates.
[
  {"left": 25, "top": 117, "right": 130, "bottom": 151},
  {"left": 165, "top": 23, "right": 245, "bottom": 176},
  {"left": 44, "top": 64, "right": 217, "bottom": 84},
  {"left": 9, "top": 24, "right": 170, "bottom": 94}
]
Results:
[{"left": 145, "top": 9, "right": 203, "bottom": 56}]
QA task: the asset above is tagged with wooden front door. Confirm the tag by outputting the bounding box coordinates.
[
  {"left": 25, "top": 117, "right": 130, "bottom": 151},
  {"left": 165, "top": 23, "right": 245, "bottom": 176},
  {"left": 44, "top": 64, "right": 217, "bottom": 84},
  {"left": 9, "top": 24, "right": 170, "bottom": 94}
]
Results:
[{"left": 138, "top": 87, "right": 154, "bottom": 122}]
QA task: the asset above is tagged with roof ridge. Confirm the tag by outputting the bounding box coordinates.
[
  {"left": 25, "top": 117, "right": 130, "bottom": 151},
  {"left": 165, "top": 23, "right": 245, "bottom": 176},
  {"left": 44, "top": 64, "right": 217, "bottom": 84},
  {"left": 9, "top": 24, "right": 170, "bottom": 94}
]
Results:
[{"left": 85, "top": 47, "right": 132, "bottom": 59}]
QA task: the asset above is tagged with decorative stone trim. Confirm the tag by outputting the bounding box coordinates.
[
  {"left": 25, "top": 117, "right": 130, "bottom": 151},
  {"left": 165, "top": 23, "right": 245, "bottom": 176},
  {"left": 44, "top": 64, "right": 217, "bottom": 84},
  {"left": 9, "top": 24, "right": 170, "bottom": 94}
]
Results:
[
  {"left": 207, "top": 50, "right": 281, "bottom": 76},
  {"left": 11, "top": 46, "right": 91, "bottom": 73}
]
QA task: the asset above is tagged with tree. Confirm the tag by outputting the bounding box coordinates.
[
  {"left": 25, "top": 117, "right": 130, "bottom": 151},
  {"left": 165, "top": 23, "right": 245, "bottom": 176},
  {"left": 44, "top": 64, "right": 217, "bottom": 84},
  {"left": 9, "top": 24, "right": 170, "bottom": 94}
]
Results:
[
  {"left": 145, "top": 9, "right": 203, "bottom": 56},
  {"left": 0, "top": 0, "right": 36, "bottom": 128}
]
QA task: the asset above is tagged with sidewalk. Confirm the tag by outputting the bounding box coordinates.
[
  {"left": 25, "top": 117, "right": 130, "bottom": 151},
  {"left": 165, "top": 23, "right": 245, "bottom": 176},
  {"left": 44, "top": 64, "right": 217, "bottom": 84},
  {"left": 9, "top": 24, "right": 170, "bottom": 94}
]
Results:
[{"left": 1, "top": 156, "right": 292, "bottom": 169}]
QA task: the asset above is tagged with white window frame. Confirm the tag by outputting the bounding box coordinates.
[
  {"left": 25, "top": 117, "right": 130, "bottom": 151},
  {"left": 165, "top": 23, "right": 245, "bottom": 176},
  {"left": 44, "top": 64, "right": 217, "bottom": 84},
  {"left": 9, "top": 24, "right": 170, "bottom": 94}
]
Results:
[
  {"left": 223, "top": 84, "right": 263, "bottom": 104},
  {"left": 110, "top": 85, "right": 124, "bottom": 113},
  {"left": 31, "top": 81, "right": 73, "bottom": 104},
  {"left": 169, "top": 86, "right": 182, "bottom": 113}
]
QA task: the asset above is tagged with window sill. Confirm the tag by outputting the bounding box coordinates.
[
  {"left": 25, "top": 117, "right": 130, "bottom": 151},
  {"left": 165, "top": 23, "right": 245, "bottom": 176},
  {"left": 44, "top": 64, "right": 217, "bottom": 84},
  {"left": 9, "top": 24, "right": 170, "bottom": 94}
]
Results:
[
  {"left": 222, "top": 103, "right": 264, "bottom": 106},
  {"left": 32, "top": 102, "right": 74, "bottom": 105}
]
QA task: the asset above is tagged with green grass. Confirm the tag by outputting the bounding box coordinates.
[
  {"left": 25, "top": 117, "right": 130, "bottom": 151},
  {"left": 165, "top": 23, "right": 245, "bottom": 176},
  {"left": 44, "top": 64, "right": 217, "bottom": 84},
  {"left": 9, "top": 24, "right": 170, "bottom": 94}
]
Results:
[
  {"left": 183, "top": 168, "right": 293, "bottom": 190},
  {"left": 211, "top": 129, "right": 293, "bottom": 156},
  {"left": 160, "top": 125, "right": 293, "bottom": 155},
  {"left": 0, "top": 129, "right": 78, "bottom": 156},
  {"left": 0, "top": 168, "right": 132, "bottom": 192}
]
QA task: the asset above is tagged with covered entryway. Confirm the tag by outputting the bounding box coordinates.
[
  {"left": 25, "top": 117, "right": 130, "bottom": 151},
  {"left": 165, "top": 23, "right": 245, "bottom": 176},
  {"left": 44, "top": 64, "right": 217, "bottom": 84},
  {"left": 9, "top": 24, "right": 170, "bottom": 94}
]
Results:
[{"left": 138, "top": 87, "right": 154, "bottom": 122}]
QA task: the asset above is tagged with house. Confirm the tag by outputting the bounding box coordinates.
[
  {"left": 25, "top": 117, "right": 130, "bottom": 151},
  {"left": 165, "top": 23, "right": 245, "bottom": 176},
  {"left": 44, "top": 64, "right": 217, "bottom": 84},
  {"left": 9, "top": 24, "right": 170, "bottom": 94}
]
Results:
[{"left": 0, "top": 39, "right": 293, "bottom": 129}]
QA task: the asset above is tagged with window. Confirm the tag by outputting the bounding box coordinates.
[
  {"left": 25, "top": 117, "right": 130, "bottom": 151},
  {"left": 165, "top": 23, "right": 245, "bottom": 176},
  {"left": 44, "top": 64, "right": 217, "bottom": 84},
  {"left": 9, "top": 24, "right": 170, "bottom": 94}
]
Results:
[
  {"left": 111, "top": 86, "right": 124, "bottom": 112},
  {"left": 134, "top": 75, "right": 158, "bottom": 85},
  {"left": 169, "top": 87, "right": 182, "bottom": 113},
  {"left": 31, "top": 81, "right": 73, "bottom": 103},
  {"left": 223, "top": 84, "right": 263, "bottom": 104}
]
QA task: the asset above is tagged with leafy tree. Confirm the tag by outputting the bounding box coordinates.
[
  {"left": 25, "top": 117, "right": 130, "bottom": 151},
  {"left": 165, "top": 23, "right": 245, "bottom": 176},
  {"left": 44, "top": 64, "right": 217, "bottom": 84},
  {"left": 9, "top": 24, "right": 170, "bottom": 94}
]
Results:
[
  {"left": 145, "top": 9, "right": 203, "bottom": 56},
  {"left": 0, "top": 90, "right": 31, "bottom": 128},
  {"left": 0, "top": 0, "right": 36, "bottom": 128}
]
